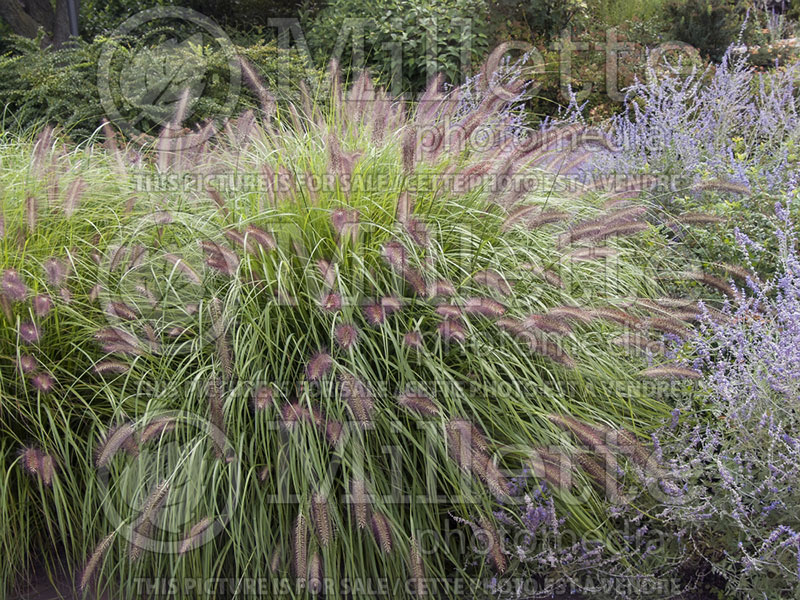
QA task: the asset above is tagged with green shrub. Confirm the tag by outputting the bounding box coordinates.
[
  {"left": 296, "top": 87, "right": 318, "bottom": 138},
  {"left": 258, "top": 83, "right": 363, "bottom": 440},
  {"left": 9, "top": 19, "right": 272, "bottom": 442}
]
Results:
[
  {"left": 488, "top": 0, "right": 590, "bottom": 38},
  {"left": 79, "top": 0, "right": 307, "bottom": 39},
  {"left": 0, "top": 33, "right": 321, "bottom": 140},
  {"left": 302, "top": 0, "right": 491, "bottom": 93},
  {"left": 664, "top": 0, "right": 746, "bottom": 62}
]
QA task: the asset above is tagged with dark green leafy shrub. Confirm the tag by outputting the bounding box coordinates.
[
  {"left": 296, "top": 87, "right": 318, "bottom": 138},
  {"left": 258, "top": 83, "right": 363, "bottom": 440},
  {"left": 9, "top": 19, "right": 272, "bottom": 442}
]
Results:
[
  {"left": 302, "top": 0, "right": 491, "bottom": 92},
  {"left": 79, "top": 0, "right": 308, "bottom": 39},
  {"left": 489, "top": 0, "right": 589, "bottom": 38},
  {"left": 664, "top": 0, "right": 746, "bottom": 62},
  {"left": 0, "top": 33, "right": 321, "bottom": 139}
]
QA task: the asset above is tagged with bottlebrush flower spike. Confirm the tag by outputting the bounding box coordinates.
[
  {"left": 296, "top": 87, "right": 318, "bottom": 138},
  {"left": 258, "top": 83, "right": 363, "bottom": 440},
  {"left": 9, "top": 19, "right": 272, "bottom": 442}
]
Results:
[
  {"left": 470, "top": 449, "right": 511, "bottom": 499},
  {"left": 43, "top": 257, "right": 68, "bottom": 286},
  {"left": 463, "top": 297, "right": 506, "bottom": 318},
  {"left": 207, "top": 377, "right": 228, "bottom": 459},
  {"left": 523, "top": 264, "right": 564, "bottom": 289},
  {"left": 308, "top": 551, "right": 323, "bottom": 596},
  {"left": 525, "top": 334, "right": 576, "bottom": 368},
  {"left": 139, "top": 417, "right": 178, "bottom": 445},
  {"left": 370, "top": 511, "right": 394, "bottom": 554},
  {"left": 335, "top": 323, "right": 359, "bottom": 350},
  {"left": 548, "top": 414, "right": 618, "bottom": 466},
  {"left": 525, "top": 210, "right": 571, "bottom": 230},
  {"left": 339, "top": 373, "right": 375, "bottom": 428},
  {"left": 428, "top": 279, "right": 456, "bottom": 298},
  {"left": 363, "top": 301, "right": 385, "bottom": 326},
  {"left": 319, "top": 292, "right": 342, "bottom": 313},
  {"left": 244, "top": 226, "right": 277, "bottom": 252},
  {"left": 501, "top": 204, "right": 542, "bottom": 232},
  {"left": 405, "top": 218, "right": 430, "bottom": 248},
  {"left": 16, "top": 354, "right": 37, "bottom": 373},
  {"left": 95, "top": 423, "right": 138, "bottom": 469},
  {"left": 252, "top": 386, "right": 275, "bottom": 411},
  {"left": 178, "top": 517, "right": 214, "bottom": 555},
  {"left": 547, "top": 305, "right": 595, "bottom": 323},
  {"left": 19, "top": 446, "right": 56, "bottom": 485},
  {"left": 108, "top": 301, "right": 138, "bottom": 321},
  {"left": 437, "top": 319, "right": 466, "bottom": 343},
  {"left": 435, "top": 304, "right": 462, "bottom": 319},
  {"left": 330, "top": 208, "right": 360, "bottom": 243},
  {"left": 93, "top": 360, "right": 130, "bottom": 375},
  {"left": 163, "top": 253, "right": 202, "bottom": 285},
  {"left": 311, "top": 492, "right": 333, "bottom": 547},
  {"left": 522, "top": 314, "right": 572, "bottom": 335},
  {"left": 402, "top": 267, "right": 428, "bottom": 296},
  {"left": 2, "top": 269, "right": 28, "bottom": 301},
  {"left": 201, "top": 241, "right": 240, "bottom": 277},
  {"left": 646, "top": 317, "right": 692, "bottom": 340},
  {"left": 63, "top": 177, "right": 86, "bottom": 218},
  {"left": 677, "top": 211, "right": 725, "bottom": 225},
  {"left": 19, "top": 321, "right": 41, "bottom": 344},
  {"left": 471, "top": 269, "right": 512, "bottom": 296},
  {"left": 403, "top": 330, "right": 423, "bottom": 349},
  {"left": 478, "top": 517, "right": 507, "bottom": 574},
  {"left": 293, "top": 513, "right": 308, "bottom": 581},
  {"left": 639, "top": 366, "right": 702, "bottom": 379},
  {"left": 397, "top": 390, "right": 440, "bottom": 416},
  {"left": 316, "top": 259, "right": 336, "bottom": 289},
  {"left": 613, "top": 333, "right": 665, "bottom": 355},
  {"left": 576, "top": 453, "right": 623, "bottom": 502},
  {"left": 409, "top": 538, "right": 426, "bottom": 597},
  {"left": 31, "top": 372, "right": 54, "bottom": 394},
  {"left": 79, "top": 533, "right": 114, "bottom": 592},
  {"left": 306, "top": 352, "right": 333, "bottom": 381},
  {"left": 590, "top": 307, "right": 642, "bottom": 329},
  {"left": 567, "top": 247, "right": 619, "bottom": 262},
  {"left": 380, "top": 296, "right": 403, "bottom": 315},
  {"left": 95, "top": 327, "right": 142, "bottom": 355},
  {"left": 130, "top": 481, "right": 170, "bottom": 560},
  {"left": 25, "top": 195, "right": 37, "bottom": 233},
  {"left": 395, "top": 191, "right": 414, "bottom": 225},
  {"left": 382, "top": 240, "right": 408, "bottom": 271},
  {"left": 529, "top": 447, "right": 573, "bottom": 491},
  {"left": 350, "top": 478, "right": 370, "bottom": 529}
]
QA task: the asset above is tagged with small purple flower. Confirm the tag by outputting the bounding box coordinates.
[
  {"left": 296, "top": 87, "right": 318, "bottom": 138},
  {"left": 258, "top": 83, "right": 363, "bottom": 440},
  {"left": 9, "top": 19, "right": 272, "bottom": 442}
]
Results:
[
  {"left": 19, "top": 322, "right": 41, "bottom": 344},
  {"left": 43, "top": 257, "right": 68, "bottom": 286},
  {"left": 16, "top": 354, "right": 37, "bottom": 373},
  {"left": 31, "top": 372, "right": 54, "bottom": 393},
  {"left": 319, "top": 292, "right": 342, "bottom": 313},
  {"left": 437, "top": 319, "right": 466, "bottom": 343},
  {"left": 306, "top": 351, "right": 333, "bottom": 381},
  {"left": 363, "top": 301, "right": 385, "bottom": 326},
  {"left": 32, "top": 294, "right": 53, "bottom": 318},
  {"left": 335, "top": 324, "right": 359, "bottom": 350},
  {"left": 380, "top": 296, "right": 403, "bottom": 315},
  {"left": 403, "top": 331, "right": 423, "bottom": 349},
  {"left": 1, "top": 269, "right": 28, "bottom": 302}
]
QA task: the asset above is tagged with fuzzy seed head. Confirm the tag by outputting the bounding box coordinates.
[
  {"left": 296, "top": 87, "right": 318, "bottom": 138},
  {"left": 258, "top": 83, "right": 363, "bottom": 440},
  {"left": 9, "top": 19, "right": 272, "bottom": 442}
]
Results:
[
  {"left": 437, "top": 319, "right": 466, "bottom": 343},
  {"left": 31, "top": 372, "right": 54, "bottom": 393},
  {"left": 350, "top": 478, "right": 370, "bottom": 529},
  {"left": 403, "top": 331, "right": 423, "bottom": 350},
  {"left": 397, "top": 390, "right": 440, "bottom": 416},
  {"left": 370, "top": 511, "right": 394, "bottom": 554},
  {"left": 307, "top": 351, "right": 333, "bottom": 381},
  {"left": 1, "top": 269, "right": 28, "bottom": 302},
  {"left": 335, "top": 323, "right": 360, "bottom": 350},
  {"left": 252, "top": 386, "right": 275, "bottom": 411}
]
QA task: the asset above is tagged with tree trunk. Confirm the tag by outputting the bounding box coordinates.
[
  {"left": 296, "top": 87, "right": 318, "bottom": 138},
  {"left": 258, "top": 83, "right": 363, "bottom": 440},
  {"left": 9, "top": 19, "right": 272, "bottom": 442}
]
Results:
[
  {"left": 0, "top": 0, "right": 43, "bottom": 39},
  {"left": 0, "top": 0, "right": 77, "bottom": 47},
  {"left": 52, "top": 0, "right": 70, "bottom": 46}
]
